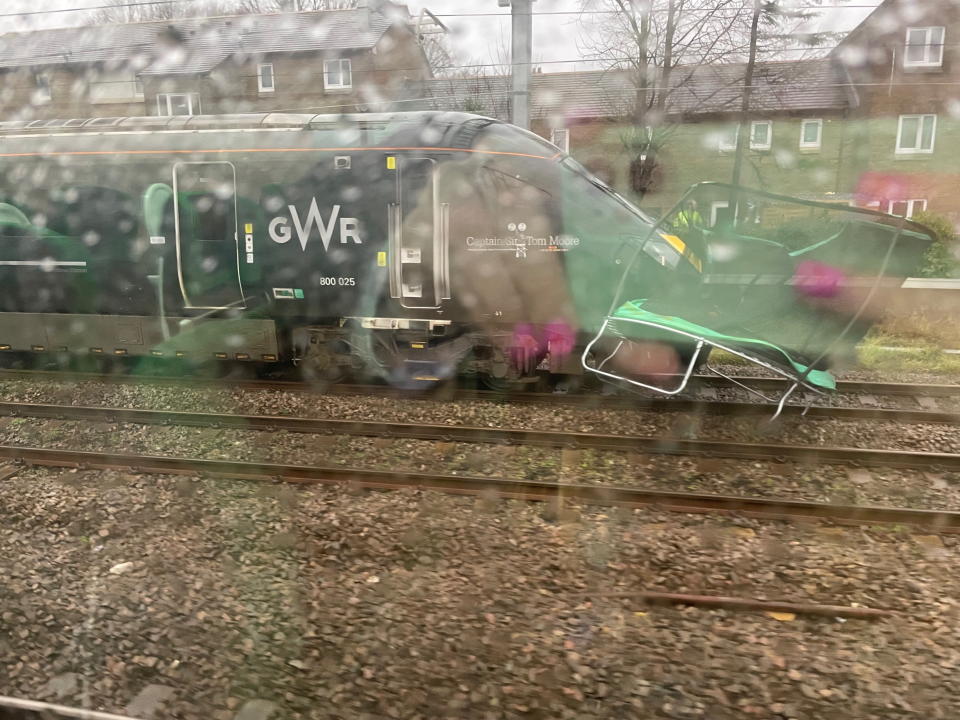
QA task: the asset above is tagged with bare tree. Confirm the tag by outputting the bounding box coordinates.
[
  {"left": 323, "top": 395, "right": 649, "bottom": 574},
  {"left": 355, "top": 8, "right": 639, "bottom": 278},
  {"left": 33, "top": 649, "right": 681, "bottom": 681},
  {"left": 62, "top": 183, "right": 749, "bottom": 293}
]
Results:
[
  {"left": 232, "top": 0, "right": 357, "bottom": 12},
  {"left": 579, "top": 0, "right": 804, "bottom": 198},
  {"left": 423, "top": 30, "right": 514, "bottom": 118}
]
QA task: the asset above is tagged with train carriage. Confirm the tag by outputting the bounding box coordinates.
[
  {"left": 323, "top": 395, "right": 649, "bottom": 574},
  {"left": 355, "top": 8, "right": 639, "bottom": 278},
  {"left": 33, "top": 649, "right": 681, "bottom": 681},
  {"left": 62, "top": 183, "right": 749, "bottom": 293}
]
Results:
[{"left": 0, "top": 111, "right": 679, "bottom": 385}]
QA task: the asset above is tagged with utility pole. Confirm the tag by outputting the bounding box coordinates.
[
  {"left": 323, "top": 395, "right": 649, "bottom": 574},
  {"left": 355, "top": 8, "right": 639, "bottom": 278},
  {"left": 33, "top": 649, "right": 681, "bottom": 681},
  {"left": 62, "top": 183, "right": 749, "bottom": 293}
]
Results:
[
  {"left": 500, "top": 0, "right": 533, "bottom": 129},
  {"left": 730, "top": 0, "right": 762, "bottom": 191}
]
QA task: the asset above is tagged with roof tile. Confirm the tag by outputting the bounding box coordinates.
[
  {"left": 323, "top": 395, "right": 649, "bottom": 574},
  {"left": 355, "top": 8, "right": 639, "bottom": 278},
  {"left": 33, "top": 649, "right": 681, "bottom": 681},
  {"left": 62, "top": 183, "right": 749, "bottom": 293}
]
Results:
[{"left": 0, "top": 7, "right": 395, "bottom": 75}]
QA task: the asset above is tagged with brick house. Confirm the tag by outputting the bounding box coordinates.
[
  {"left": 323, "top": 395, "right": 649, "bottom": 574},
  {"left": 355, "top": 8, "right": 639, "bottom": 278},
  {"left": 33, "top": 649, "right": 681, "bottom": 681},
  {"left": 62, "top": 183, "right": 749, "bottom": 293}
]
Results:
[
  {"left": 430, "top": 0, "right": 960, "bottom": 227},
  {"left": 429, "top": 59, "right": 855, "bottom": 218},
  {"left": 0, "top": 0, "right": 431, "bottom": 121},
  {"left": 832, "top": 0, "right": 960, "bottom": 223}
]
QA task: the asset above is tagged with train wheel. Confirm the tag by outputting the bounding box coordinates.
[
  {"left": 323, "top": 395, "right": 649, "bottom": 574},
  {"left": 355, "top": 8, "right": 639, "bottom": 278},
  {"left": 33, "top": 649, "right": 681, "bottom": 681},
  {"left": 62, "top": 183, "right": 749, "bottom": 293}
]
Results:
[
  {"left": 298, "top": 344, "right": 346, "bottom": 386},
  {"left": 477, "top": 346, "right": 531, "bottom": 393}
]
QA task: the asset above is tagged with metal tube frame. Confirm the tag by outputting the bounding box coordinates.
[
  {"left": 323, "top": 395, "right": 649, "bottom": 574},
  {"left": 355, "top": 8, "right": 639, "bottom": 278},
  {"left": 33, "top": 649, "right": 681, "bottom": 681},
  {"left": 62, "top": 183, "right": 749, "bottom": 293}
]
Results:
[{"left": 582, "top": 315, "right": 827, "bottom": 419}]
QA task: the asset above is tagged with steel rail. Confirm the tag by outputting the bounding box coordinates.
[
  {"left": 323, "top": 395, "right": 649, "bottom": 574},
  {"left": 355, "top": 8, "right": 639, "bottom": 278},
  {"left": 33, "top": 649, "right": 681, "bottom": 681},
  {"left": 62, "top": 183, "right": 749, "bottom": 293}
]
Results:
[
  {"left": 0, "top": 402, "right": 958, "bottom": 471},
  {"left": 700, "top": 375, "right": 960, "bottom": 397},
  {"left": 0, "top": 696, "right": 139, "bottom": 720},
  {"left": 0, "top": 367, "right": 958, "bottom": 399},
  {"left": 0, "top": 371, "right": 958, "bottom": 422},
  {"left": 584, "top": 591, "right": 892, "bottom": 619},
  {"left": 3, "top": 445, "right": 959, "bottom": 531}
]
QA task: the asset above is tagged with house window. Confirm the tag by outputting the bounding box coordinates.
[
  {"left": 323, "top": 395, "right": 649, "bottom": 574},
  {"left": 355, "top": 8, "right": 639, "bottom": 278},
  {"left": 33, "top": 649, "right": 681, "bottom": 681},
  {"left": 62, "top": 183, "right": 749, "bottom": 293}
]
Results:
[
  {"left": 718, "top": 124, "right": 739, "bottom": 152},
  {"left": 90, "top": 70, "right": 143, "bottom": 102},
  {"left": 888, "top": 199, "right": 927, "bottom": 218},
  {"left": 156, "top": 92, "right": 201, "bottom": 116},
  {"left": 750, "top": 120, "right": 772, "bottom": 150},
  {"left": 904, "top": 27, "right": 945, "bottom": 68},
  {"left": 896, "top": 114, "right": 936, "bottom": 154},
  {"left": 257, "top": 63, "right": 275, "bottom": 93},
  {"left": 34, "top": 73, "right": 51, "bottom": 103},
  {"left": 799, "top": 118, "right": 822, "bottom": 149},
  {"left": 550, "top": 128, "right": 569, "bottom": 153},
  {"left": 323, "top": 59, "right": 352, "bottom": 90}
]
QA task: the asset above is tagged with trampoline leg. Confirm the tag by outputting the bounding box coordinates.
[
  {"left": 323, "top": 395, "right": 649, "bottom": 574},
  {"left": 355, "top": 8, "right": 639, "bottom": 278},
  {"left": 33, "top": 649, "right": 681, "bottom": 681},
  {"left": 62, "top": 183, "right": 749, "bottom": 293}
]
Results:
[
  {"left": 583, "top": 332, "right": 704, "bottom": 396},
  {"left": 597, "top": 340, "right": 624, "bottom": 372},
  {"left": 771, "top": 382, "right": 799, "bottom": 422}
]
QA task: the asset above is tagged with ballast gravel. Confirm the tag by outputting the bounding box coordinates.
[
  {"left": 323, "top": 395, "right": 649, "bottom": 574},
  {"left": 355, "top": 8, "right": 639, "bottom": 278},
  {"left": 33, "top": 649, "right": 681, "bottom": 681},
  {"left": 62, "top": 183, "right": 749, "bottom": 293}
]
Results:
[
  {"left": 0, "top": 376, "right": 959, "bottom": 453},
  {"left": 0, "top": 416, "right": 958, "bottom": 510},
  {"left": 1, "top": 468, "right": 960, "bottom": 720}
]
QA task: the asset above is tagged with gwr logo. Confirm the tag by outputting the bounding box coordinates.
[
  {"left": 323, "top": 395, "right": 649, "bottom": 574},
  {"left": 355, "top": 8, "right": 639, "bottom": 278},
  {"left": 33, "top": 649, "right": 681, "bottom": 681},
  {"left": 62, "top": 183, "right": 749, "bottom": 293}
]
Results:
[{"left": 268, "top": 198, "right": 361, "bottom": 251}]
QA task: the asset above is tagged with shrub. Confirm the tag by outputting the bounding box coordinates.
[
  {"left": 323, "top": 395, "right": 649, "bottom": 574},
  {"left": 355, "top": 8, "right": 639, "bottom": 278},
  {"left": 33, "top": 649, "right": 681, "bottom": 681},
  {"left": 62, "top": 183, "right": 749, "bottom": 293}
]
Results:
[{"left": 911, "top": 209, "right": 958, "bottom": 278}]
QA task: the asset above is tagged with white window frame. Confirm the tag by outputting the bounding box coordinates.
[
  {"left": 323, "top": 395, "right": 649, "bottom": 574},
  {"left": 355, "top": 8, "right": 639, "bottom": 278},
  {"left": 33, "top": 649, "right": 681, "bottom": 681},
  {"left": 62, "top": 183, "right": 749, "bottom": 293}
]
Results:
[
  {"left": 896, "top": 113, "right": 937, "bottom": 154},
  {"left": 89, "top": 70, "right": 143, "bottom": 103},
  {"left": 323, "top": 58, "right": 352, "bottom": 90},
  {"left": 710, "top": 201, "right": 730, "bottom": 227},
  {"left": 888, "top": 199, "right": 927, "bottom": 218},
  {"left": 718, "top": 124, "right": 739, "bottom": 152},
  {"left": 34, "top": 73, "right": 51, "bottom": 103},
  {"left": 749, "top": 120, "right": 772, "bottom": 150},
  {"left": 257, "top": 63, "right": 275, "bottom": 93},
  {"left": 904, "top": 26, "right": 945, "bottom": 68},
  {"left": 550, "top": 127, "right": 569, "bottom": 153},
  {"left": 799, "top": 118, "right": 822, "bottom": 149},
  {"left": 156, "top": 92, "right": 201, "bottom": 116}
]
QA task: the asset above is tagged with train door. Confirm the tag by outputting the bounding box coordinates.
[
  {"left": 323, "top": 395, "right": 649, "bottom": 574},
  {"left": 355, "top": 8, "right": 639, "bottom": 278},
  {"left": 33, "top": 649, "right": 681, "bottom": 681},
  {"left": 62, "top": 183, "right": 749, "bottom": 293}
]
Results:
[
  {"left": 173, "top": 161, "right": 245, "bottom": 309},
  {"left": 389, "top": 156, "right": 450, "bottom": 310}
]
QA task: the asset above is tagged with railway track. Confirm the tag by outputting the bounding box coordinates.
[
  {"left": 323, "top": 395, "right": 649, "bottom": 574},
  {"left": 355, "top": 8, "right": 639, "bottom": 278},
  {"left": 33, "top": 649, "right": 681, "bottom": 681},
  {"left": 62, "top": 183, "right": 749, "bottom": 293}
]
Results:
[
  {"left": 0, "top": 368, "right": 957, "bottom": 417},
  {"left": 3, "top": 445, "right": 959, "bottom": 532},
  {"left": 0, "top": 696, "right": 138, "bottom": 720},
  {"left": 0, "top": 400, "right": 958, "bottom": 470}
]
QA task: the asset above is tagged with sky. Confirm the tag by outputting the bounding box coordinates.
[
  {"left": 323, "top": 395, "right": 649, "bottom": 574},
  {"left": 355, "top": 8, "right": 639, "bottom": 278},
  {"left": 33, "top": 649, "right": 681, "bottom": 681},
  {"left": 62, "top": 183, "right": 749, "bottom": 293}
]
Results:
[{"left": 404, "top": 0, "right": 589, "bottom": 71}]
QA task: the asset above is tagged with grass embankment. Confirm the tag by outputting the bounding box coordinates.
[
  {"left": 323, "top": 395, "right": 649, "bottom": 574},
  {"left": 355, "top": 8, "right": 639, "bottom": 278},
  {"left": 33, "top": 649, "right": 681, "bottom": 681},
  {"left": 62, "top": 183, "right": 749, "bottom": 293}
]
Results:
[{"left": 706, "top": 315, "right": 960, "bottom": 375}]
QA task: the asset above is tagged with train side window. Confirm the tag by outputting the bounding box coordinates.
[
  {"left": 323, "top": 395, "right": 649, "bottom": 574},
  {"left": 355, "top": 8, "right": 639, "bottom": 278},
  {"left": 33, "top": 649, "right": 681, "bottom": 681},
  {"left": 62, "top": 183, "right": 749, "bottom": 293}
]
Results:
[{"left": 48, "top": 186, "right": 139, "bottom": 244}]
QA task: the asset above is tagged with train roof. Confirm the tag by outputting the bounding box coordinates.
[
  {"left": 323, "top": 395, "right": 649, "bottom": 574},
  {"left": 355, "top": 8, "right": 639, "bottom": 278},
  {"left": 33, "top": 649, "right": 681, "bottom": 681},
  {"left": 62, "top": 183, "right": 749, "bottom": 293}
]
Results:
[{"left": 0, "top": 111, "right": 497, "bottom": 137}]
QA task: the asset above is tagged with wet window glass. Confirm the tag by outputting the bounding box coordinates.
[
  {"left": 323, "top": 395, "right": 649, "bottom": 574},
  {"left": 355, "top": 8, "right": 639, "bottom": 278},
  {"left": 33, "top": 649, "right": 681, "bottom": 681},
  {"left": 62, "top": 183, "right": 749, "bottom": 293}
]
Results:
[{"left": 0, "top": 1, "right": 957, "bottom": 719}]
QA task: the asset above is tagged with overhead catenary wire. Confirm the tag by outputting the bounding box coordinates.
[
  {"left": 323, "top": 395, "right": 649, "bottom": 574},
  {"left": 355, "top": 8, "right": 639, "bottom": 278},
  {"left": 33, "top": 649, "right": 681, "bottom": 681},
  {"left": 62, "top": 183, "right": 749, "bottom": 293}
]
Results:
[{"left": 0, "top": 2, "right": 889, "bottom": 21}]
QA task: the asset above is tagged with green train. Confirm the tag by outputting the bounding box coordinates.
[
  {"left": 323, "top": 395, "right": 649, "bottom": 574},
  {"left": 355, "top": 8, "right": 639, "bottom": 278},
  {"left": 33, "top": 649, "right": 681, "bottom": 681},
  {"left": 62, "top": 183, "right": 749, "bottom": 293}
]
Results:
[
  {"left": 0, "top": 111, "right": 686, "bottom": 384},
  {"left": 0, "top": 111, "right": 935, "bottom": 391}
]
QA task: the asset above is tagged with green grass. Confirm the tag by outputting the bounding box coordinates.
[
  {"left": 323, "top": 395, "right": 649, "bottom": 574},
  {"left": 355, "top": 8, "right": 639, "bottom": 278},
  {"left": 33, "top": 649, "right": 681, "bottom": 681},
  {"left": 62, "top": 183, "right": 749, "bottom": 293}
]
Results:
[
  {"left": 708, "top": 331, "right": 960, "bottom": 375},
  {"left": 856, "top": 332, "right": 960, "bottom": 374}
]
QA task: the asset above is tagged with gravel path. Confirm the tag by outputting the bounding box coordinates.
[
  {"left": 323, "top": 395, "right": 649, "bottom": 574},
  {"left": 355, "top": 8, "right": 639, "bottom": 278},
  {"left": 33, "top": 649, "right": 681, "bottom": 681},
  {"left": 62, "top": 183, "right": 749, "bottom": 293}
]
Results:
[
  {"left": 0, "top": 417, "right": 957, "bottom": 510},
  {"left": 1, "top": 468, "right": 958, "bottom": 719}
]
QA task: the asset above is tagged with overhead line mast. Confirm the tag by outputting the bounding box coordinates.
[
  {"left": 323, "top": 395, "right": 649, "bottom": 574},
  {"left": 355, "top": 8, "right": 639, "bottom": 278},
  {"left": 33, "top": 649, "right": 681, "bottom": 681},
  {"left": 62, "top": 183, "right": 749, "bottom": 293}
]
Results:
[{"left": 500, "top": 0, "right": 534, "bottom": 129}]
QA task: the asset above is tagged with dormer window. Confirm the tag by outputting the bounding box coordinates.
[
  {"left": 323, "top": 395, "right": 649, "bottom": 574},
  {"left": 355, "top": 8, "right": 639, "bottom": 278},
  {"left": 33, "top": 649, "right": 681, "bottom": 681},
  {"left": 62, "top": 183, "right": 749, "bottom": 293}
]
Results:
[{"left": 905, "top": 26, "right": 945, "bottom": 68}]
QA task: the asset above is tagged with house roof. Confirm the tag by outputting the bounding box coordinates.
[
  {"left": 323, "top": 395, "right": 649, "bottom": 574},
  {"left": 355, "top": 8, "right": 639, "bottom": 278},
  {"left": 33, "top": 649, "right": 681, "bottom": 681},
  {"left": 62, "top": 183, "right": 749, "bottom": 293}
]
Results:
[
  {"left": 0, "top": 6, "right": 398, "bottom": 76},
  {"left": 427, "top": 58, "right": 850, "bottom": 121}
]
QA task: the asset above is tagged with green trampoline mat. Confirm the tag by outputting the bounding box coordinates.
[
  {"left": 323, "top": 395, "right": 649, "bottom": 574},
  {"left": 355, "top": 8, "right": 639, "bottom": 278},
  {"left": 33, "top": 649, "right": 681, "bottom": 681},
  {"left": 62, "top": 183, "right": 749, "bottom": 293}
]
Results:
[{"left": 611, "top": 299, "right": 837, "bottom": 391}]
